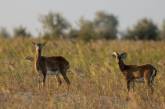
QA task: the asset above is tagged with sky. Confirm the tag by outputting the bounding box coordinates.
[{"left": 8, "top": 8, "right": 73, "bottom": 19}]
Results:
[{"left": 0, "top": 0, "right": 164, "bottom": 35}]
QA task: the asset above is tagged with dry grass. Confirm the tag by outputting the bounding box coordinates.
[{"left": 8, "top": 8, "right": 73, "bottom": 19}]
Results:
[{"left": 0, "top": 38, "right": 164, "bottom": 109}]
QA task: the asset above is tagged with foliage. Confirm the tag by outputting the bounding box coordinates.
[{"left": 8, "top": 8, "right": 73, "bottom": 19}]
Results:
[
  {"left": 160, "top": 20, "right": 165, "bottom": 40},
  {"left": 13, "top": 26, "right": 31, "bottom": 37},
  {"left": 78, "top": 18, "right": 96, "bottom": 41},
  {"left": 39, "top": 12, "right": 70, "bottom": 38},
  {"left": 68, "top": 28, "right": 79, "bottom": 38},
  {"left": 0, "top": 11, "right": 164, "bottom": 41},
  {"left": 123, "top": 18, "right": 159, "bottom": 40},
  {"left": 0, "top": 27, "right": 10, "bottom": 38},
  {"left": 94, "top": 11, "right": 118, "bottom": 39},
  {"left": 76, "top": 11, "right": 118, "bottom": 40}
]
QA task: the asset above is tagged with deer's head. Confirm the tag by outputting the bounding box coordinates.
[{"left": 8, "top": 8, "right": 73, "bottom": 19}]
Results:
[{"left": 112, "top": 51, "right": 127, "bottom": 63}]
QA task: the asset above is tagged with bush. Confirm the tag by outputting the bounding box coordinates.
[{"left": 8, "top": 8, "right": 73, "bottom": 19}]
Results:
[
  {"left": 123, "top": 18, "right": 159, "bottom": 40},
  {"left": 94, "top": 11, "right": 118, "bottom": 39},
  {"left": 39, "top": 12, "right": 70, "bottom": 38},
  {"left": 0, "top": 27, "right": 10, "bottom": 38},
  {"left": 13, "top": 26, "right": 31, "bottom": 38},
  {"left": 78, "top": 18, "right": 97, "bottom": 41}
]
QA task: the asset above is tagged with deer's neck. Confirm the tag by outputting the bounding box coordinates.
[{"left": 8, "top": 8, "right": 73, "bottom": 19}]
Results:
[
  {"left": 35, "top": 49, "right": 42, "bottom": 61},
  {"left": 118, "top": 59, "right": 126, "bottom": 72},
  {"left": 34, "top": 49, "right": 42, "bottom": 72}
]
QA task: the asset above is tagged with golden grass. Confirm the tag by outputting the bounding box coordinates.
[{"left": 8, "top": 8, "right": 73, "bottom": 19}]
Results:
[{"left": 0, "top": 38, "right": 164, "bottom": 109}]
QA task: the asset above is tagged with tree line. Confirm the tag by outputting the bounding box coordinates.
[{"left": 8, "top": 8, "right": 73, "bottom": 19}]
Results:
[{"left": 0, "top": 11, "right": 165, "bottom": 41}]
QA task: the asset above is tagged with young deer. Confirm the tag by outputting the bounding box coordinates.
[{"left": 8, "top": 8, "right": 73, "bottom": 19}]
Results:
[
  {"left": 112, "top": 52, "right": 157, "bottom": 94},
  {"left": 32, "top": 42, "right": 70, "bottom": 89}
]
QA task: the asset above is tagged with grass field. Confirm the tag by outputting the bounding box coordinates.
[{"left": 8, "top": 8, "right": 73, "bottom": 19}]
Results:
[{"left": 0, "top": 38, "right": 164, "bottom": 109}]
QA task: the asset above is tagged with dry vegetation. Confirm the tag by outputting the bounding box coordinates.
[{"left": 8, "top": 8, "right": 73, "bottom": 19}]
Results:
[{"left": 0, "top": 38, "right": 164, "bottom": 109}]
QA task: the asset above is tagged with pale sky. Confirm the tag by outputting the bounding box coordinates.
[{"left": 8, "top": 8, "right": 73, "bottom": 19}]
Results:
[{"left": 0, "top": 0, "right": 164, "bottom": 35}]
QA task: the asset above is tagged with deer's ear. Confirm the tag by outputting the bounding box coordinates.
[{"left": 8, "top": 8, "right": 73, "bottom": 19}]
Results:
[
  {"left": 120, "top": 52, "right": 127, "bottom": 59},
  {"left": 112, "top": 52, "right": 118, "bottom": 58}
]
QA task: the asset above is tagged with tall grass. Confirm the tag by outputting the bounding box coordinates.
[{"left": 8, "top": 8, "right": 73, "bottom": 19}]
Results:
[{"left": 0, "top": 38, "right": 164, "bottom": 109}]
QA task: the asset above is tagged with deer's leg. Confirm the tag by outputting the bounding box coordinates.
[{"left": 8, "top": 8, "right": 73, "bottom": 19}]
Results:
[
  {"left": 149, "top": 74, "right": 155, "bottom": 94},
  {"left": 150, "top": 85, "right": 154, "bottom": 94},
  {"left": 62, "top": 73, "right": 70, "bottom": 85},
  {"left": 150, "top": 68, "right": 157, "bottom": 85},
  {"left": 61, "top": 69, "right": 70, "bottom": 91},
  {"left": 127, "top": 80, "right": 131, "bottom": 92},
  {"left": 56, "top": 74, "right": 62, "bottom": 87},
  {"left": 132, "top": 80, "right": 135, "bottom": 92},
  {"left": 42, "top": 72, "right": 47, "bottom": 87},
  {"left": 148, "top": 81, "right": 154, "bottom": 94},
  {"left": 38, "top": 73, "right": 42, "bottom": 82},
  {"left": 144, "top": 78, "right": 154, "bottom": 95},
  {"left": 126, "top": 80, "right": 131, "bottom": 101},
  {"left": 60, "top": 69, "right": 70, "bottom": 85},
  {"left": 62, "top": 74, "right": 70, "bottom": 91}
]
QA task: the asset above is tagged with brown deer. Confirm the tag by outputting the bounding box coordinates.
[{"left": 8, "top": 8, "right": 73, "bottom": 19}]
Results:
[
  {"left": 112, "top": 51, "right": 157, "bottom": 94},
  {"left": 31, "top": 42, "right": 70, "bottom": 89}
]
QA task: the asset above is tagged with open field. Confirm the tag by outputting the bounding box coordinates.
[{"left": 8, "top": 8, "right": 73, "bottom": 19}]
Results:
[{"left": 0, "top": 38, "right": 165, "bottom": 109}]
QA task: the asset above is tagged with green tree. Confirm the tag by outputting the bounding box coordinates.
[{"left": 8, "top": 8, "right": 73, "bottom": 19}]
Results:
[
  {"left": 160, "top": 20, "right": 165, "bottom": 40},
  {"left": 0, "top": 27, "right": 10, "bottom": 38},
  {"left": 94, "top": 11, "right": 118, "bottom": 39},
  {"left": 13, "top": 26, "right": 31, "bottom": 37},
  {"left": 78, "top": 18, "right": 96, "bottom": 41},
  {"left": 68, "top": 28, "right": 79, "bottom": 39},
  {"left": 39, "top": 12, "right": 70, "bottom": 38},
  {"left": 123, "top": 18, "right": 159, "bottom": 40}
]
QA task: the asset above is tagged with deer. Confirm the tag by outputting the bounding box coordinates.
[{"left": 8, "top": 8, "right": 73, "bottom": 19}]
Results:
[
  {"left": 112, "top": 51, "right": 157, "bottom": 95},
  {"left": 30, "top": 42, "right": 71, "bottom": 90}
]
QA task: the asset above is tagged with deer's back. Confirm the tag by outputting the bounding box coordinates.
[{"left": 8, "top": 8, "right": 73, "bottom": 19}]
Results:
[
  {"left": 45, "top": 56, "right": 69, "bottom": 71},
  {"left": 124, "top": 64, "right": 155, "bottom": 78}
]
